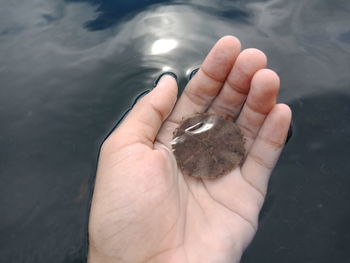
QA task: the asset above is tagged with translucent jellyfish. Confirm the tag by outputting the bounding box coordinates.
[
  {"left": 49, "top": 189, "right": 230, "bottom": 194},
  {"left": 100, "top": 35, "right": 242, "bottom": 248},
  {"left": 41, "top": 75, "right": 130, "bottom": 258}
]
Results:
[{"left": 172, "top": 113, "right": 245, "bottom": 179}]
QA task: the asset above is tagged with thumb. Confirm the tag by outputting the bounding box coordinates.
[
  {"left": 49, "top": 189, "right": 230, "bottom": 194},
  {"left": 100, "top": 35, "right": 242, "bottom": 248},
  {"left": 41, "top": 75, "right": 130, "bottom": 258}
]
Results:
[{"left": 110, "top": 73, "right": 178, "bottom": 148}]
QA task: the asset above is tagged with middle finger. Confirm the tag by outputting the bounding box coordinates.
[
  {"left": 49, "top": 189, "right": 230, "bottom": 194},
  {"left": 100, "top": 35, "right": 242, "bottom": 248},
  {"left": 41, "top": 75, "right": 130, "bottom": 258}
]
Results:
[{"left": 207, "top": 48, "right": 267, "bottom": 118}]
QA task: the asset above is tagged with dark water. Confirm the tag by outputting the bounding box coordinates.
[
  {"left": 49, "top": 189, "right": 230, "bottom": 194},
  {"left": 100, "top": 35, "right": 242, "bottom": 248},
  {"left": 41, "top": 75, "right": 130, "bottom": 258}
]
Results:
[{"left": 1, "top": 0, "right": 350, "bottom": 262}]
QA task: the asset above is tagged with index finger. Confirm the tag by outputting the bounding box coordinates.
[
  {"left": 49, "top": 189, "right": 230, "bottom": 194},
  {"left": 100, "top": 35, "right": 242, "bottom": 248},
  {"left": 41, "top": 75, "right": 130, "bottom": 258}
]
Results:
[
  {"left": 156, "top": 36, "right": 241, "bottom": 146},
  {"left": 169, "top": 36, "right": 241, "bottom": 123}
]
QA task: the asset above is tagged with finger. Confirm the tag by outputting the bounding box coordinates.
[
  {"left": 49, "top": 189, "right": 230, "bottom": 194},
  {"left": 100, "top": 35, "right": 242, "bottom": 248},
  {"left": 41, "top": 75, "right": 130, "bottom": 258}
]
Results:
[
  {"left": 109, "top": 74, "right": 178, "bottom": 148},
  {"left": 241, "top": 104, "right": 292, "bottom": 196},
  {"left": 236, "top": 69, "right": 280, "bottom": 151},
  {"left": 167, "top": 36, "right": 241, "bottom": 123},
  {"left": 156, "top": 36, "right": 241, "bottom": 147},
  {"left": 208, "top": 49, "right": 267, "bottom": 118}
]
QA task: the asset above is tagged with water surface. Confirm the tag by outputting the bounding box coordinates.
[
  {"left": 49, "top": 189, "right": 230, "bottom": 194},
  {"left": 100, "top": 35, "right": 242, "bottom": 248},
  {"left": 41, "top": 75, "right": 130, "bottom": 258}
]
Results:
[{"left": 1, "top": 0, "right": 350, "bottom": 262}]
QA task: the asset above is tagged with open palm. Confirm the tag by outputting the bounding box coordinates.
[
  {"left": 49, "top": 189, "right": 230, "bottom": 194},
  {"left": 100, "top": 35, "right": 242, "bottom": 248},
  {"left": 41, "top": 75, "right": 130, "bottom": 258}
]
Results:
[{"left": 88, "top": 36, "right": 291, "bottom": 263}]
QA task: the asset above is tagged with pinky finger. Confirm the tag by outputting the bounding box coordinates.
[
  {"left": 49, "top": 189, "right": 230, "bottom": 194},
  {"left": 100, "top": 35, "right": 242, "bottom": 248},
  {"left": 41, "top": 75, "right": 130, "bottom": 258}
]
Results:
[{"left": 241, "top": 104, "right": 292, "bottom": 196}]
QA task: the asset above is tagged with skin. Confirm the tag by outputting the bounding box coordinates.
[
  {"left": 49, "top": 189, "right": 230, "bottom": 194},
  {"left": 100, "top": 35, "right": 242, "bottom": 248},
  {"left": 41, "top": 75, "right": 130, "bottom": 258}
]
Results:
[{"left": 88, "top": 36, "right": 292, "bottom": 263}]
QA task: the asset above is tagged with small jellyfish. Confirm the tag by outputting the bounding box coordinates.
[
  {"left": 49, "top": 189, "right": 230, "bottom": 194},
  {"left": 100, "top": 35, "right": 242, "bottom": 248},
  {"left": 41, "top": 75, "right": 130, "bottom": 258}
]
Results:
[{"left": 172, "top": 113, "right": 245, "bottom": 179}]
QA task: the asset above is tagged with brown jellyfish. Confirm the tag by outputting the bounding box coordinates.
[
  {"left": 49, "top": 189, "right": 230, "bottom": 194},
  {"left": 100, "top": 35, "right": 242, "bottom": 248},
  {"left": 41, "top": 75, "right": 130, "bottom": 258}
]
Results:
[{"left": 171, "top": 113, "right": 245, "bottom": 179}]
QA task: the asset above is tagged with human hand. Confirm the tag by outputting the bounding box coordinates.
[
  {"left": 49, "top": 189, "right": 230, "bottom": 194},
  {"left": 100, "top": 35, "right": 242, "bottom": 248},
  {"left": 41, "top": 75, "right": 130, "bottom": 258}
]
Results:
[{"left": 88, "top": 36, "right": 292, "bottom": 263}]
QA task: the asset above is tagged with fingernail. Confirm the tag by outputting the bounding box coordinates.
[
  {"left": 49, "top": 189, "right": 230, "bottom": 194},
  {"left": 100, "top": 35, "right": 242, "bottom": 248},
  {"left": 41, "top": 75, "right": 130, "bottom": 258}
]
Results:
[
  {"left": 153, "top": 72, "right": 178, "bottom": 87},
  {"left": 188, "top": 67, "right": 199, "bottom": 80},
  {"left": 286, "top": 122, "right": 293, "bottom": 145}
]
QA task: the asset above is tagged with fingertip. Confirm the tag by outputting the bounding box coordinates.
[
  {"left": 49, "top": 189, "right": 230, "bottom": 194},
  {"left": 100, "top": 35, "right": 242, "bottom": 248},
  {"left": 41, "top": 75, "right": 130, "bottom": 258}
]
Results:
[
  {"left": 154, "top": 74, "right": 178, "bottom": 104},
  {"left": 229, "top": 49, "right": 268, "bottom": 86},
  {"left": 275, "top": 103, "right": 292, "bottom": 123},
  {"left": 155, "top": 73, "right": 177, "bottom": 87},
  {"left": 262, "top": 104, "right": 292, "bottom": 141},
  {"left": 246, "top": 69, "right": 280, "bottom": 115},
  {"left": 154, "top": 72, "right": 178, "bottom": 87},
  {"left": 253, "top": 68, "right": 280, "bottom": 88},
  {"left": 148, "top": 74, "right": 178, "bottom": 120},
  {"left": 240, "top": 48, "right": 267, "bottom": 67},
  {"left": 201, "top": 36, "right": 242, "bottom": 82},
  {"left": 219, "top": 35, "right": 242, "bottom": 51}
]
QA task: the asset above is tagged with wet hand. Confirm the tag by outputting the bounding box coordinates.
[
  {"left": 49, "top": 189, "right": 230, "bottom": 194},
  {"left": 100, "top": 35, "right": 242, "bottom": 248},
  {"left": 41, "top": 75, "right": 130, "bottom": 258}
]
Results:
[{"left": 88, "top": 36, "right": 292, "bottom": 263}]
